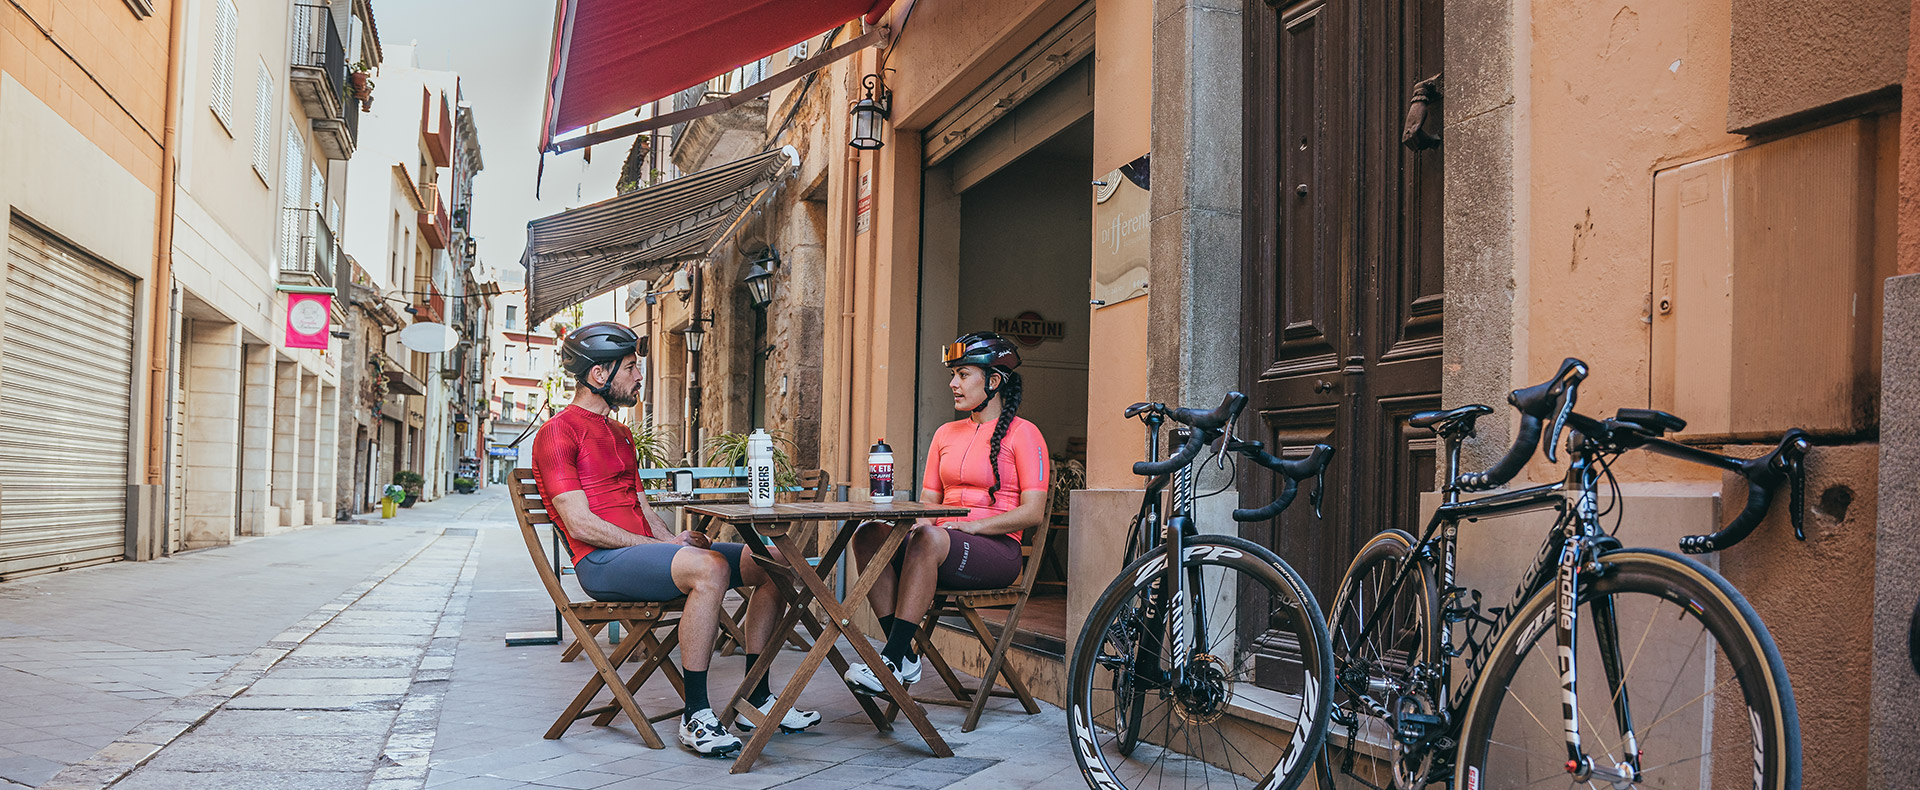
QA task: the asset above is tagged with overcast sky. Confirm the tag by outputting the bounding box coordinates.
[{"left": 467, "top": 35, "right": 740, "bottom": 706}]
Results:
[{"left": 373, "top": 0, "right": 628, "bottom": 322}]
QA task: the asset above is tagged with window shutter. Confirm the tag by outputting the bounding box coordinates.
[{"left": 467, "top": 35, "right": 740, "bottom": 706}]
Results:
[
  {"left": 211, "top": 0, "right": 237, "bottom": 127},
  {"left": 251, "top": 61, "right": 272, "bottom": 177},
  {"left": 280, "top": 124, "right": 304, "bottom": 270}
]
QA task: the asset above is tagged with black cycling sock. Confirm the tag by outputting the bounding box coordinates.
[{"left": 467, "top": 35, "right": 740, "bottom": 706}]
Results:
[
  {"left": 881, "top": 617, "right": 919, "bottom": 664},
  {"left": 683, "top": 669, "right": 710, "bottom": 719},
  {"left": 878, "top": 614, "right": 898, "bottom": 636},
  {"left": 744, "top": 654, "right": 771, "bottom": 705}
]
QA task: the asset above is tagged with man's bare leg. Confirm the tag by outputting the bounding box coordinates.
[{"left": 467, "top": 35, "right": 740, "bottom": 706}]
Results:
[
  {"left": 670, "top": 548, "right": 732, "bottom": 673},
  {"left": 737, "top": 546, "right": 788, "bottom": 654}
]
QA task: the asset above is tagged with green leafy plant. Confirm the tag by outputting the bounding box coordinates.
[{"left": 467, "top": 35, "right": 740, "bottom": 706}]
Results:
[
  {"left": 392, "top": 470, "right": 425, "bottom": 494},
  {"left": 702, "top": 430, "right": 799, "bottom": 489},
  {"left": 453, "top": 476, "right": 477, "bottom": 487},
  {"left": 381, "top": 484, "right": 406, "bottom": 504},
  {"left": 626, "top": 414, "right": 682, "bottom": 469}
]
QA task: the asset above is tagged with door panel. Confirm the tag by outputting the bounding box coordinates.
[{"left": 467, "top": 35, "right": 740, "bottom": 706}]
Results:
[{"left": 1240, "top": 0, "right": 1445, "bottom": 689}]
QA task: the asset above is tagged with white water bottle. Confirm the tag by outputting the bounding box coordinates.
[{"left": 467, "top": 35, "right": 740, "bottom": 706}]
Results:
[
  {"left": 747, "top": 429, "right": 776, "bottom": 507},
  {"left": 868, "top": 439, "right": 895, "bottom": 504}
]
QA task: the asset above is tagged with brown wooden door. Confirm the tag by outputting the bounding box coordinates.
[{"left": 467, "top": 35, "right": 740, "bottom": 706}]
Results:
[{"left": 1240, "top": 0, "right": 1445, "bottom": 622}]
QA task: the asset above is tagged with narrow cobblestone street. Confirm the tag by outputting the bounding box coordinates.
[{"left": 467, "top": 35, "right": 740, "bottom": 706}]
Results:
[{"left": 0, "top": 489, "right": 1087, "bottom": 790}]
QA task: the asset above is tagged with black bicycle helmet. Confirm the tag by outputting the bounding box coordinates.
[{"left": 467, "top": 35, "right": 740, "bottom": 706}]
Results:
[
  {"left": 942, "top": 331, "right": 1020, "bottom": 372},
  {"left": 942, "top": 332, "right": 1020, "bottom": 413},
  {"left": 560, "top": 321, "right": 639, "bottom": 397}
]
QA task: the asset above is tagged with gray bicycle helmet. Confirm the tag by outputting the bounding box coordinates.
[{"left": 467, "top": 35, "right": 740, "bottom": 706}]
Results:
[{"left": 560, "top": 321, "right": 639, "bottom": 397}]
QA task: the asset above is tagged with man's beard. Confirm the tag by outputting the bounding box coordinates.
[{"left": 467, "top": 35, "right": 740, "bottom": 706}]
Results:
[{"left": 605, "top": 381, "right": 641, "bottom": 408}]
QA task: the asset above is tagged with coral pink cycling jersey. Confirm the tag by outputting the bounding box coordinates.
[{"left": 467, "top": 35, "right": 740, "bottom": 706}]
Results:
[
  {"left": 531, "top": 404, "right": 653, "bottom": 564},
  {"left": 921, "top": 416, "right": 1050, "bottom": 535}
]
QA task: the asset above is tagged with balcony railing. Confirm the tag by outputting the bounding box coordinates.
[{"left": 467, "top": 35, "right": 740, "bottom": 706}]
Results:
[
  {"left": 422, "top": 88, "right": 453, "bottom": 167},
  {"left": 292, "top": 2, "right": 357, "bottom": 159},
  {"left": 418, "top": 190, "right": 450, "bottom": 249},
  {"left": 292, "top": 3, "right": 346, "bottom": 102},
  {"left": 280, "top": 207, "right": 337, "bottom": 290}
]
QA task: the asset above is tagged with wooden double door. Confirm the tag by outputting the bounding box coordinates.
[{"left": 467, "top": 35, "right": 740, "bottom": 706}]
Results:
[{"left": 1239, "top": 0, "right": 1446, "bottom": 613}]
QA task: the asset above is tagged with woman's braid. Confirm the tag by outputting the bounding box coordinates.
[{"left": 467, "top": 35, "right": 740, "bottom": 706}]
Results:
[{"left": 986, "top": 371, "right": 1023, "bottom": 498}]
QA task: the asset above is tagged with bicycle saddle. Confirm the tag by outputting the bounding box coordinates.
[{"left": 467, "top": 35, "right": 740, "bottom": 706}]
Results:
[{"left": 1408, "top": 404, "right": 1493, "bottom": 434}]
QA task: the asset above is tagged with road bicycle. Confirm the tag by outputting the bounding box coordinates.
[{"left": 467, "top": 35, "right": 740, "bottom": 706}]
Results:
[
  {"left": 1069, "top": 392, "right": 1337, "bottom": 790},
  {"left": 1322, "top": 358, "right": 1806, "bottom": 789}
]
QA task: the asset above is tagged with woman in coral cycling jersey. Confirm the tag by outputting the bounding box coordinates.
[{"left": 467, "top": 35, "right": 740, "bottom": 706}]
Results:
[{"left": 843, "top": 332, "right": 1050, "bottom": 696}]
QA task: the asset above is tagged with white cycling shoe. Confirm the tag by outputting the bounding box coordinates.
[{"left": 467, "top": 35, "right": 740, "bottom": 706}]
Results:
[
  {"left": 843, "top": 655, "right": 921, "bottom": 696},
  {"left": 678, "top": 708, "right": 742, "bottom": 757},
  {"left": 734, "top": 695, "right": 824, "bottom": 733}
]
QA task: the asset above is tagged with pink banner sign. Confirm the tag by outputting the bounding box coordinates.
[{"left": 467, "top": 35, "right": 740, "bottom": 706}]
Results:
[{"left": 285, "top": 292, "right": 332, "bottom": 349}]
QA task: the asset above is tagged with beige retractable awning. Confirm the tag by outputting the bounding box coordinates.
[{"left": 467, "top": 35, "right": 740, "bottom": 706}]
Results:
[{"left": 519, "top": 146, "right": 793, "bottom": 324}]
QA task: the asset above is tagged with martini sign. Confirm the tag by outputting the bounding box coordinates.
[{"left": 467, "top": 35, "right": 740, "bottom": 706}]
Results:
[{"left": 993, "top": 312, "right": 1065, "bottom": 348}]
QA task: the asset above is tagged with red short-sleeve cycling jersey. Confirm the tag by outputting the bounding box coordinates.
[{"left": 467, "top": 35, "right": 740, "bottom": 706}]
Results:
[
  {"left": 921, "top": 416, "right": 1050, "bottom": 535},
  {"left": 531, "top": 404, "right": 652, "bottom": 564}
]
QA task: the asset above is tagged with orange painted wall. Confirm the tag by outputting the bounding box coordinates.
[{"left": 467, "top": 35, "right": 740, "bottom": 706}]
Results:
[
  {"left": 1085, "top": 0, "right": 1152, "bottom": 489},
  {"left": 0, "top": 0, "right": 170, "bottom": 189},
  {"left": 1525, "top": 0, "right": 1748, "bottom": 484}
]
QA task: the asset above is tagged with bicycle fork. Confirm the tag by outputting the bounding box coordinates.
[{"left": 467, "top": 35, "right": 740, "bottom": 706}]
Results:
[{"left": 1556, "top": 504, "right": 1642, "bottom": 786}]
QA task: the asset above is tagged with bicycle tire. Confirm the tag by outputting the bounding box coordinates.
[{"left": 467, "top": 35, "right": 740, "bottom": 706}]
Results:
[
  {"left": 1452, "top": 548, "right": 1800, "bottom": 790},
  {"left": 1070, "top": 535, "right": 1333, "bottom": 790},
  {"left": 1324, "top": 529, "right": 1439, "bottom": 790}
]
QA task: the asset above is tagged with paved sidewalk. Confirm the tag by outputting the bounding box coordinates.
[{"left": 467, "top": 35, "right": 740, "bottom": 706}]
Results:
[{"left": 0, "top": 487, "right": 1091, "bottom": 790}]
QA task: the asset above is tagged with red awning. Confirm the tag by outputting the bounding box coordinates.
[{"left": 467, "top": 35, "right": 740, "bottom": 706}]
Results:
[{"left": 542, "top": 0, "right": 894, "bottom": 150}]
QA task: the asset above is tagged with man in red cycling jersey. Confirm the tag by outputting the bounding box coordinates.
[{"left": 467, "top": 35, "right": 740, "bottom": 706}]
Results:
[{"left": 530, "top": 322, "right": 819, "bottom": 757}]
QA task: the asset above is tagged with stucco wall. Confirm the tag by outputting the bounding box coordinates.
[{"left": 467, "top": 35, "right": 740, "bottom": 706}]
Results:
[
  {"left": 1523, "top": 0, "right": 1744, "bottom": 484},
  {"left": 1086, "top": 0, "right": 1152, "bottom": 491},
  {"left": 1727, "top": 0, "right": 1907, "bottom": 132}
]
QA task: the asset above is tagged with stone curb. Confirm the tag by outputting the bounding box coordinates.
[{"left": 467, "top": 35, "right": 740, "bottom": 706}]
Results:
[{"left": 35, "top": 529, "right": 451, "bottom": 790}]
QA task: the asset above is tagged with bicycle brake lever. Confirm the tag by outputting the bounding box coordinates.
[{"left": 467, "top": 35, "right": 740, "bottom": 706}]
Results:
[
  {"left": 1789, "top": 455, "right": 1806, "bottom": 541},
  {"left": 1544, "top": 392, "right": 1573, "bottom": 463},
  {"left": 1310, "top": 471, "right": 1327, "bottom": 519}
]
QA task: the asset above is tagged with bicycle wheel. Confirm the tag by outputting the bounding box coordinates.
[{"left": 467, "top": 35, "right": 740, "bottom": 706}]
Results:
[
  {"left": 1325, "top": 529, "right": 1439, "bottom": 790},
  {"left": 1070, "top": 535, "right": 1332, "bottom": 790},
  {"left": 1453, "top": 549, "right": 1799, "bottom": 790}
]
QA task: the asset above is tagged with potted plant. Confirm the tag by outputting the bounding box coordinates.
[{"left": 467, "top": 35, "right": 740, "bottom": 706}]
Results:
[
  {"left": 393, "top": 470, "right": 424, "bottom": 507},
  {"left": 453, "top": 476, "right": 477, "bottom": 494},
  {"left": 380, "top": 484, "right": 405, "bottom": 519},
  {"left": 348, "top": 60, "right": 375, "bottom": 110}
]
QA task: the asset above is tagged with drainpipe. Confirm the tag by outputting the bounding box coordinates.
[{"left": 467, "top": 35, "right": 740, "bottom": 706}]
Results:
[{"left": 144, "top": 0, "right": 188, "bottom": 490}]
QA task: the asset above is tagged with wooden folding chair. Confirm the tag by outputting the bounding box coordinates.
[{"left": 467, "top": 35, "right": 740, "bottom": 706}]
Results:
[
  {"left": 887, "top": 477, "right": 1060, "bottom": 732},
  {"left": 715, "top": 469, "right": 833, "bottom": 656},
  {"left": 507, "top": 469, "right": 688, "bottom": 748}
]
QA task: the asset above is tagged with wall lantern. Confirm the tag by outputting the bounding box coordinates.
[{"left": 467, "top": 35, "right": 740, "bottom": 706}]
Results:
[
  {"left": 681, "top": 324, "right": 706, "bottom": 353},
  {"left": 744, "top": 250, "right": 778, "bottom": 309},
  {"left": 849, "top": 72, "right": 892, "bottom": 151}
]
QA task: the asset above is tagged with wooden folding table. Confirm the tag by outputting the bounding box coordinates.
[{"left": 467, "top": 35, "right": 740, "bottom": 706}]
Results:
[{"left": 685, "top": 500, "right": 969, "bottom": 774}]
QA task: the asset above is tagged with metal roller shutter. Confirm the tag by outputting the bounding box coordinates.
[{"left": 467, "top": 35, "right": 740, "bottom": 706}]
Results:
[{"left": 0, "top": 220, "right": 137, "bottom": 579}]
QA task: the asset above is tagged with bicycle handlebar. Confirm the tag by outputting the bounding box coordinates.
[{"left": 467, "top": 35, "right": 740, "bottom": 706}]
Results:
[
  {"left": 1456, "top": 358, "right": 1588, "bottom": 491},
  {"left": 1679, "top": 429, "right": 1811, "bottom": 554},
  {"left": 1129, "top": 392, "right": 1247, "bottom": 477},
  {"left": 1232, "top": 443, "right": 1336, "bottom": 522}
]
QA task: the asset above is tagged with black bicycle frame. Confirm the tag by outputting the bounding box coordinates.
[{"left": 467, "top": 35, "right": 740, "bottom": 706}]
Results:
[
  {"left": 1345, "top": 440, "right": 1642, "bottom": 780},
  {"left": 1124, "top": 418, "right": 1215, "bottom": 693}
]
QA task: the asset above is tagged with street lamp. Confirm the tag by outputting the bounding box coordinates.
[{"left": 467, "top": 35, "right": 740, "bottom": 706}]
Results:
[
  {"left": 849, "top": 73, "right": 891, "bottom": 151},
  {"left": 744, "top": 250, "right": 777, "bottom": 309},
  {"left": 682, "top": 324, "right": 705, "bottom": 353}
]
